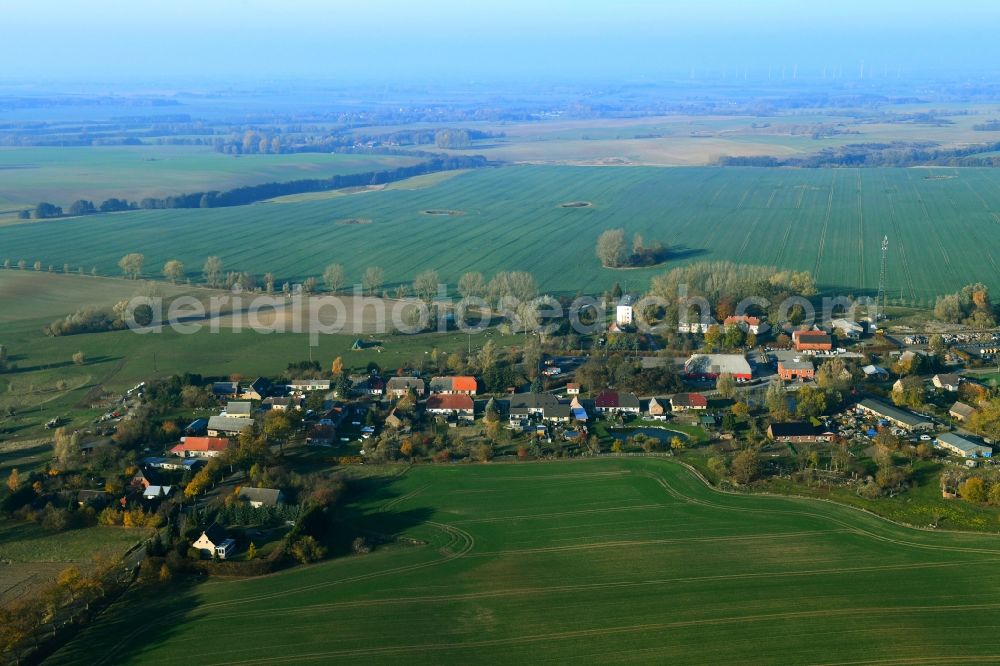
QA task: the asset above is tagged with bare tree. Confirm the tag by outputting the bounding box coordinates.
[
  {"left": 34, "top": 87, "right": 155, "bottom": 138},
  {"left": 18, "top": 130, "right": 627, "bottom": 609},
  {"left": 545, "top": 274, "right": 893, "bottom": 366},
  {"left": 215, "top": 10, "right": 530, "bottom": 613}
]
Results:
[
  {"left": 458, "top": 271, "right": 485, "bottom": 299},
  {"left": 203, "top": 256, "right": 223, "bottom": 287},
  {"left": 362, "top": 266, "right": 384, "bottom": 296},
  {"left": 596, "top": 228, "right": 626, "bottom": 267},
  {"left": 323, "top": 263, "right": 345, "bottom": 293},
  {"left": 413, "top": 269, "right": 439, "bottom": 302}
]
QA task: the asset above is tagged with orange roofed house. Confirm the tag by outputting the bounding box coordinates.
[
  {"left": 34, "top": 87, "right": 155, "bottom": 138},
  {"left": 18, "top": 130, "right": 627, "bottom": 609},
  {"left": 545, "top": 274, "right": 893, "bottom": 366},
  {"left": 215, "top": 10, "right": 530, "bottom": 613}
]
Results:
[
  {"left": 792, "top": 330, "right": 833, "bottom": 352},
  {"left": 170, "top": 437, "right": 232, "bottom": 459},
  {"left": 429, "top": 376, "right": 478, "bottom": 395}
]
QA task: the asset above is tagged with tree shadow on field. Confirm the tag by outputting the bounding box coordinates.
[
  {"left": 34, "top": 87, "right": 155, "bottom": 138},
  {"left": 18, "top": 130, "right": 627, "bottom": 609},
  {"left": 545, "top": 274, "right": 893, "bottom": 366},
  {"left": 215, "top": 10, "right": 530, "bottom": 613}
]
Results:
[
  {"left": 35, "top": 578, "right": 203, "bottom": 665},
  {"left": 4, "top": 354, "right": 120, "bottom": 374},
  {"left": 667, "top": 246, "right": 709, "bottom": 262},
  {"left": 330, "top": 474, "right": 437, "bottom": 557}
]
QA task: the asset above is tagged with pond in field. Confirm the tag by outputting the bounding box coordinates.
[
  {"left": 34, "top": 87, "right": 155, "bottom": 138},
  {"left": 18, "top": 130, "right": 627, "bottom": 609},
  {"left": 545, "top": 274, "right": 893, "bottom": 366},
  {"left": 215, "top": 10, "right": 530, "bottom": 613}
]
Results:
[{"left": 610, "top": 427, "right": 689, "bottom": 443}]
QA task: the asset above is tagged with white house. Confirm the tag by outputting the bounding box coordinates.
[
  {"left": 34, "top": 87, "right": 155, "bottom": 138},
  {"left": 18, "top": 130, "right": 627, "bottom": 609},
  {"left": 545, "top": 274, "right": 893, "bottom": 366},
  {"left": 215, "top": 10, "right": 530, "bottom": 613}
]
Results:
[
  {"left": 192, "top": 524, "right": 235, "bottom": 559},
  {"left": 616, "top": 295, "right": 635, "bottom": 327}
]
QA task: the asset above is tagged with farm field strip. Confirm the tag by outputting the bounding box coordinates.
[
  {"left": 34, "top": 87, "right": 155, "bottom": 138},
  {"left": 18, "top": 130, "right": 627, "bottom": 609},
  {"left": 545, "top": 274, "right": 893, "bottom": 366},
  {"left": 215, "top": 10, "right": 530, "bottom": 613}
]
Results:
[
  {"left": 2, "top": 166, "right": 1000, "bottom": 301},
  {"left": 47, "top": 459, "right": 1000, "bottom": 665}
]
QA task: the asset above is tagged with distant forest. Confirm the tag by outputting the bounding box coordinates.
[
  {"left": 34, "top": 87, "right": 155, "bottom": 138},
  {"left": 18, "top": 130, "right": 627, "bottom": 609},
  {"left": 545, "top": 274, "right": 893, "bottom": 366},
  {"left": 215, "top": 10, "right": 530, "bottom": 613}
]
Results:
[{"left": 716, "top": 141, "right": 1000, "bottom": 168}]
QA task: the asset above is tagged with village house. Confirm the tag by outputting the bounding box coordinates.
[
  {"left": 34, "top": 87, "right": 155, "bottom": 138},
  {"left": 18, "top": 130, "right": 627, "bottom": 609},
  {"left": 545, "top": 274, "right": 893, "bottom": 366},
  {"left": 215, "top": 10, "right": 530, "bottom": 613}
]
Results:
[
  {"left": 237, "top": 487, "right": 285, "bottom": 508},
  {"left": 792, "top": 329, "right": 833, "bottom": 352},
  {"left": 170, "top": 436, "right": 232, "bottom": 458},
  {"left": 566, "top": 383, "right": 581, "bottom": 395},
  {"left": 223, "top": 401, "right": 253, "bottom": 418},
  {"left": 384, "top": 408, "right": 407, "bottom": 431},
  {"left": 767, "top": 422, "right": 832, "bottom": 444},
  {"left": 262, "top": 396, "right": 295, "bottom": 411},
  {"left": 207, "top": 415, "right": 253, "bottom": 437},
  {"left": 647, "top": 397, "right": 669, "bottom": 420},
  {"left": 429, "top": 376, "right": 478, "bottom": 395},
  {"left": 723, "top": 315, "right": 764, "bottom": 335},
  {"left": 570, "top": 396, "right": 589, "bottom": 422},
  {"left": 142, "top": 485, "right": 174, "bottom": 501},
  {"left": 862, "top": 365, "right": 890, "bottom": 381},
  {"left": 241, "top": 377, "right": 272, "bottom": 401},
  {"left": 426, "top": 393, "right": 475, "bottom": 420},
  {"left": 670, "top": 393, "right": 708, "bottom": 412},
  {"left": 932, "top": 373, "right": 962, "bottom": 392},
  {"left": 594, "top": 391, "right": 641, "bottom": 415},
  {"left": 193, "top": 524, "right": 235, "bottom": 559},
  {"left": 616, "top": 295, "right": 635, "bottom": 327},
  {"left": 949, "top": 401, "right": 976, "bottom": 422},
  {"left": 287, "top": 379, "right": 331, "bottom": 392},
  {"left": 385, "top": 377, "right": 425, "bottom": 398},
  {"left": 508, "top": 393, "right": 572, "bottom": 426},
  {"left": 211, "top": 381, "right": 240, "bottom": 399},
  {"left": 684, "top": 354, "right": 753, "bottom": 381},
  {"left": 777, "top": 359, "right": 815, "bottom": 381}
]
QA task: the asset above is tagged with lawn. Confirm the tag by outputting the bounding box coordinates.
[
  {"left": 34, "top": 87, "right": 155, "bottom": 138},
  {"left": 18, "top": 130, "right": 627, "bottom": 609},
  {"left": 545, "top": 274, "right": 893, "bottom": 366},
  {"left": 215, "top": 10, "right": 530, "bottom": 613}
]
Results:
[
  {"left": 47, "top": 458, "right": 1000, "bottom": 664},
  {"left": 2, "top": 165, "right": 998, "bottom": 302}
]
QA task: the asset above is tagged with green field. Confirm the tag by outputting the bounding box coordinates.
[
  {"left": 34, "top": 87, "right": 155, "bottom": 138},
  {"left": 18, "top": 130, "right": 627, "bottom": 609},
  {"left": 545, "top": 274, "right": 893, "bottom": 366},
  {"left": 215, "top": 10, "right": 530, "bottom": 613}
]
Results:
[
  {"left": 1, "top": 165, "right": 998, "bottom": 302},
  {"left": 0, "top": 271, "right": 495, "bottom": 449},
  {"left": 47, "top": 458, "right": 1000, "bottom": 664},
  {"left": 0, "top": 146, "right": 420, "bottom": 211}
]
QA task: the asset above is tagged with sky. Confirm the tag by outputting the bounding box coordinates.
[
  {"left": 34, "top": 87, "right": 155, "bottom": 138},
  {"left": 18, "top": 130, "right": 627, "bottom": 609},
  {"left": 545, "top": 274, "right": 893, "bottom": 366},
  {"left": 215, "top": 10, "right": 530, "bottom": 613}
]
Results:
[{"left": 3, "top": 0, "right": 1000, "bottom": 85}]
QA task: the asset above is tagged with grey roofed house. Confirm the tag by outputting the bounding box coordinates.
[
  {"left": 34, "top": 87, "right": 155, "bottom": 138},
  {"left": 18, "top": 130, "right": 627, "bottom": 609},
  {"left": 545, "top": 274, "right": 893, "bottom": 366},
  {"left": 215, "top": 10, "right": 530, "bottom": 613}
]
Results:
[
  {"left": 207, "top": 415, "right": 253, "bottom": 435},
  {"left": 949, "top": 401, "right": 976, "bottom": 421},
  {"left": 429, "top": 377, "right": 453, "bottom": 393},
  {"left": 932, "top": 373, "right": 962, "bottom": 391},
  {"left": 856, "top": 398, "right": 933, "bottom": 431},
  {"left": 212, "top": 381, "right": 240, "bottom": 397},
  {"left": 237, "top": 487, "right": 285, "bottom": 507},
  {"left": 225, "top": 401, "right": 253, "bottom": 418},
  {"left": 386, "top": 376, "right": 425, "bottom": 395},
  {"left": 508, "top": 393, "right": 572, "bottom": 421}
]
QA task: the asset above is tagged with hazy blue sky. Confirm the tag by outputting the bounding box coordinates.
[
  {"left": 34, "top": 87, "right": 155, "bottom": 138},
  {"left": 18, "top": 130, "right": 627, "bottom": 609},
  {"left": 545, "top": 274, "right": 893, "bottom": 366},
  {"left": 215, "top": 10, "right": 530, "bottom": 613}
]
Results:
[{"left": 4, "top": 0, "right": 1000, "bottom": 84}]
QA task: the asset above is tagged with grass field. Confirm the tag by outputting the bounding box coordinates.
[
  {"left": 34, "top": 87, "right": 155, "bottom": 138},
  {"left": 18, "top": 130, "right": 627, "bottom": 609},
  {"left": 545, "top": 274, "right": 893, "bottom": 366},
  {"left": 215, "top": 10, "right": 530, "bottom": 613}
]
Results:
[
  {"left": 2, "top": 165, "right": 999, "bottom": 302},
  {"left": 0, "top": 271, "right": 496, "bottom": 449},
  {"left": 0, "top": 145, "right": 420, "bottom": 212},
  {"left": 0, "top": 522, "right": 144, "bottom": 603},
  {"left": 45, "top": 458, "right": 1000, "bottom": 664}
]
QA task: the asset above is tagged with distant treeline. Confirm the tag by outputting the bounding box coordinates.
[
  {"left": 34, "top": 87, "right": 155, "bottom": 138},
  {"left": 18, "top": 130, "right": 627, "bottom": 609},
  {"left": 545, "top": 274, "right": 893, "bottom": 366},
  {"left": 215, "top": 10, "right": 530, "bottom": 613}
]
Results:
[
  {"left": 210, "top": 128, "right": 503, "bottom": 155},
  {"left": 973, "top": 120, "right": 1000, "bottom": 131},
  {"left": 715, "top": 141, "right": 1000, "bottom": 168},
  {"left": 27, "top": 155, "right": 489, "bottom": 218}
]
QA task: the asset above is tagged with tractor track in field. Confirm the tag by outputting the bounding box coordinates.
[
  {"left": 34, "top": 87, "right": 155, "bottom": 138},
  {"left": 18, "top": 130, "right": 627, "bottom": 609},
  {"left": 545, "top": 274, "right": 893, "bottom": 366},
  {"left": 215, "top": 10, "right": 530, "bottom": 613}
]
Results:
[
  {"left": 200, "top": 602, "right": 1000, "bottom": 664},
  {"left": 187, "top": 559, "right": 974, "bottom": 622},
  {"left": 735, "top": 215, "right": 762, "bottom": 263},
  {"left": 856, "top": 169, "right": 865, "bottom": 291},
  {"left": 638, "top": 468, "right": 1000, "bottom": 557},
  {"left": 812, "top": 171, "right": 836, "bottom": 277}
]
